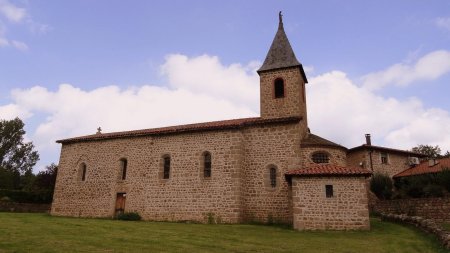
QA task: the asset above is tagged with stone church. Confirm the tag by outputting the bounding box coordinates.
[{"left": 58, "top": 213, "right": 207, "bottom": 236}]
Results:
[{"left": 51, "top": 14, "right": 377, "bottom": 230}]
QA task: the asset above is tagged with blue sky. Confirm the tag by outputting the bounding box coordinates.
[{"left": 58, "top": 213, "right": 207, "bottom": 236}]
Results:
[{"left": 1, "top": 0, "right": 450, "bottom": 172}]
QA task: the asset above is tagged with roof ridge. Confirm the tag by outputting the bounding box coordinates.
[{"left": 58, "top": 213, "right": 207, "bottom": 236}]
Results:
[{"left": 56, "top": 116, "right": 302, "bottom": 144}]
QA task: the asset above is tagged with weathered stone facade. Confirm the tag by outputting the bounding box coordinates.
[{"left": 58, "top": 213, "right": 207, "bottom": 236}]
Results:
[
  {"left": 347, "top": 145, "right": 425, "bottom": 177},
  {"left": 51, "top": 15, "right": 374, "bottom": 230},
  {"left": 291, "top": 176, "right": 370, "bottom": 230}
]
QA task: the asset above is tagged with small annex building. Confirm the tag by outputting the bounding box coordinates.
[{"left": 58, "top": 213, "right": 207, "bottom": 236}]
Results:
[{"left": 52, "top": 13, "right": 374, "bottom": 230}]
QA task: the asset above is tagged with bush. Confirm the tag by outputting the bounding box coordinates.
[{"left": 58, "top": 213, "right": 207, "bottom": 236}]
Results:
[
  {"left": 370, "top": 173, "right": 393, "bottom": 200},
  {"left": 439, "top": 169, "right": 450, "bottom": 192},
  {"left": 393, "top": 169, "right": 450, "bottom": 199},
  {"left": 0, "top": 189, "right": 52, "bottom": 204},
  {"left": 423, "top": 185, "right": 444, "bottom": 197},
  {"left": 117, "top": 212, "right": 141, "bottom": 221}
]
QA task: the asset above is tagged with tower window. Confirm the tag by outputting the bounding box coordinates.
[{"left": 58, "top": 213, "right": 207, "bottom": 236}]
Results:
[
  {"left": 269, "top": 167, "right": 277, "bottom": 188},
  {"left": 312, "top": 152, "right": 330, "bottom": 163},
  {"left": 163, "top": 156, "right": 171, "bottom": 179},
  {"left": 203, "top": 152, "right": 211, "bottom": 178},
  {"left": 120, "top": 159, "right": 127, "bottom": 180},
  {"left": 274, "top": 78, "right": 285, "bottom": 98}
]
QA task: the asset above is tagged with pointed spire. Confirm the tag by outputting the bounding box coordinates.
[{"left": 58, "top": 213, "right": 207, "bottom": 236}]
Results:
[{"left": 258, "top": 12, "right": 307, "bottom": 82}]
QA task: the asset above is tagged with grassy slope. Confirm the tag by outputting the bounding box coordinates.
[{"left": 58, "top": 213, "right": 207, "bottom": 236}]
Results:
[{"left": 0, "top": 213, "right": 448, "bottom": 253}]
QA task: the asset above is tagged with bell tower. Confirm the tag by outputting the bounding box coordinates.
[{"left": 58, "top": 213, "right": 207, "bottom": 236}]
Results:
[{"left": 258, "top": 12, "right": 308, "bottom": 125}]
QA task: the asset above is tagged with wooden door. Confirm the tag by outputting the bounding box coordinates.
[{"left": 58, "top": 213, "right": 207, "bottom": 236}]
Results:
[{"left": 115, "top": 193, "right": 126, "bottom": 216}]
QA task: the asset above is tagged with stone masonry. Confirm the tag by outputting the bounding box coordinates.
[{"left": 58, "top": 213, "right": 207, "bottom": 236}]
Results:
[
  {"left": 51, "top": 14, "right": 375, "bottom": 230},
  {"left": 291, "top": 176, "right": 370, "bottom": 230}
]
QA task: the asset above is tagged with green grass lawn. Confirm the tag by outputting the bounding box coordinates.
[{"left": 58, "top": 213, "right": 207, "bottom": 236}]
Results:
[{"left": 0, "top": 213, "right": 448, "bottom": 253}]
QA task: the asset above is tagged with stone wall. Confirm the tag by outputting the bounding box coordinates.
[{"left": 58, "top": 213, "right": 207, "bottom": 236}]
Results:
[
  {"left": 300, "top": 147, "right": 347, "bottom": 168},
  {"left": 259, "top": 67, "right": 307, "bottom": 125},
  {"left": 291, "top": 176, "right": 370, "bottom": 230},
  {"left": 0, "top": 202, "right": 51, "bottom": 213},
  {"left": 347, "top": 149, "right": 411, "bottom": 177},
  {"left": 373, "top": 197, "right": 450, "bottom": 223},
  {"left": 241, "top": 122, "right": 304, "bottom": 224},
  {"left": 52, "top": 120, "right": 303, "bottom": 224}
]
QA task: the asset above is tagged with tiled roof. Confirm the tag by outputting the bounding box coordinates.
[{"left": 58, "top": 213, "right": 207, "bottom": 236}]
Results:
[
  {"left": 286, "top": 164, "right": 372, "bottom": 177},
  {"left": 56, "top": 116, "right": 302, "bottom": 144},
  {"left": 301, "top": 133, "right": 347, "bottom": 150},
  {"left": 347, "top": 144, "right": 426, "bottom": 157},
  {"left": 257, "top": 14, "right": 308, "bottom": 83},
  {"left": 393, "top": 158, "right": 450, "bottom": 178}
]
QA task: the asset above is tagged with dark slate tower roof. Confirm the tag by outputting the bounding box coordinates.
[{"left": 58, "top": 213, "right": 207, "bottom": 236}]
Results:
[{"left": 258, "top": 12, "right": 308, "bottom": 83}]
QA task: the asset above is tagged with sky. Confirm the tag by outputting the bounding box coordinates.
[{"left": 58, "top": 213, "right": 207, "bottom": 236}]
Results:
[{"left": 0, "top": 0, "right": 449, "bottom": 172}]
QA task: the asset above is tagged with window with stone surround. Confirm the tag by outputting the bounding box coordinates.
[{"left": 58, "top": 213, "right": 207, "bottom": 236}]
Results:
[
  {"left": 312, "top": 152, "right": 330, "bottom": 164},
  {"left": 270, "top": 167, "right": 277, "bottom": 187},
  {"left": 79, "top": 163, "right": 87, "bottom": 181},
  {"left": 325, "top": 185, "right": 333, "bottom": 198},
  {"left": 274, "top": 78, "right": 284, "bottom": 98},
  {"left": 380, "top": 152, "right": 389, "bottom": 164},
  {"left": 163, "top": 155, "right": 171, "bottom": 179},
  {"left": 203, "top": 152, "right": 211, "bottom": 178},
  {"left": 120, "top": 158, "right": 127, "bottom": 180}
]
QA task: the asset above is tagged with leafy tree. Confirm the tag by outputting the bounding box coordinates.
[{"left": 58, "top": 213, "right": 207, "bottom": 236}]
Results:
[
  {"left": 443, "top": 151, "right": 450, "bottom": 158},
  {"left": 0, "top": 118, "right": 39, "bottom": 189},
  {"left": 370, "top": 173, "right": 393, "bottom": 200},
  {"left": 411, "top": 145, "right": 442, "bottom": 159},
  {"left": 34, "top": 163, "right": 58, "bottom": 192}
]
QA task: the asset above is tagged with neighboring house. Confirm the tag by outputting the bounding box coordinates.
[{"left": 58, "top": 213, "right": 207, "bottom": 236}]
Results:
[
  {"left": 347, "top": 134, "right": 426, "bottom": 177},
  {"left": 393, "top": 158, "right": 450, "bottom": 179},
  {"left": 51, "top": 14, "right": 375, "bottom": 230}
]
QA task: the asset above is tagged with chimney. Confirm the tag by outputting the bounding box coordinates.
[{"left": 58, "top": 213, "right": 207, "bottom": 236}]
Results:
[{"left": 365, "top": 134, "right": 371, "bottom": 146}]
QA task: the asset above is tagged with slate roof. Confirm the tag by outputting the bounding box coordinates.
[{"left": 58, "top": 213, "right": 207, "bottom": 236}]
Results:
[
  {"left": 301, "top": 133, "right": 347, "bottom": 150},
  {"left": 257, "top": 14, "right": 308, "bottom": 83},
  {"left": 56, "top": 116, "right": 302, "bottom": 144},
  {"left": 393, "top": 158, "right": 450, "bottom": 178},
  {"left": 286, "top": 164, "right": 372, "bottom": 177},
  {"left": 347, "top": 144, "right": 426, "bottom": 157}
]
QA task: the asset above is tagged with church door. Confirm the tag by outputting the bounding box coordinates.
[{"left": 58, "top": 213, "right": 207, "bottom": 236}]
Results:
[{"left": 115, "top": 193, "right": 126, "bottom": 216}]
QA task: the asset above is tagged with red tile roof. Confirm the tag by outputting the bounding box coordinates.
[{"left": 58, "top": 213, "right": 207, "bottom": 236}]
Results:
[
  {"left": 286, "top": 164, "right": 372, "bottom": 177},
  {"left": 393, "top": 158, "right": 450, "bottom": 178},
  {"left": 348, "top": 144, "right": 426, "bottom": 157},
  {"left": 56, "top": 116, "right": 302, "bottom": 144}
]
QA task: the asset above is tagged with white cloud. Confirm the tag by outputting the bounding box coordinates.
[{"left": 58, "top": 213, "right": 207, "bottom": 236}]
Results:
[
  {"left": 0, "top": 0, "right": 48, "bottom": 51},
  {"left": 0, "top": 0, "right": 26, "bottom": 23},
  {"left": 1, "top": 53, "right": 450, "bottom": 172},
  {"left": 435, "top": 17, "right": 450, "bottom": 31},
  {"left": 0, "top": 55, "right": 259, "bottom": 171},
  {"left": 11, "top": 40, "right": 27, "bottom": 50},
  {"left": 161, "top": 54, "right": 259, "bottom": 109},
  {"left": 308, "top": 71, "right": 450, "bottom": 152},
  {"left": 362, "top": 50, "right": 450, "bottom": 91}
]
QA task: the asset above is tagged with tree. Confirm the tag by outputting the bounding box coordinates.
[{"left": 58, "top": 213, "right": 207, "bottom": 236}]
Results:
[
  {"left": 370, "top": 173, "right": 393, "bottom": 200},
  {"left": 411, "top": 145, "right": 442, "bottom": 159},
  {"left": 34, "top": 163, "right": 58, "bottom": 192},
  {"left": 0, "top": 118, "right": 39, "bottom": 189}
]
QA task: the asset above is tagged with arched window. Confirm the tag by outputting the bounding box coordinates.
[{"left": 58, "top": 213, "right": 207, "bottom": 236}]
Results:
[
  {"left": 80, "top": 163, "right": 87, "bottom": 181},
  {"left": 274, "top": 78, "right": 285, "bottom": 98},
  {"left": 312, "top": 152, "right": 330, "bottom": 164},
  {"left": 203, "top": 152, "right": 211, "bottom": 178},
  {"left": 163, "top": 156, "right": 170, "bottom": 179},
  {"left": 120, "top": 158, "right": 127, "bottom": 180},
  {"left": 269, "top": 167, "right": 276, "bottom": 188}
]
